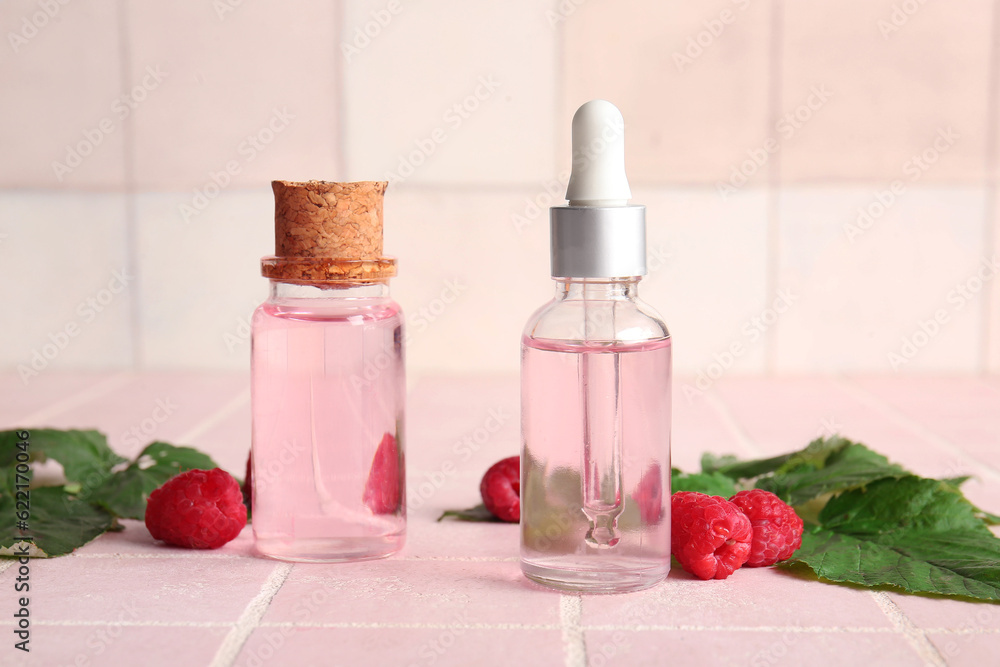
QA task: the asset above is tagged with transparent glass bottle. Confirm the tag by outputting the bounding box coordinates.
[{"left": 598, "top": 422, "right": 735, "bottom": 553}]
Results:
[
  {"left": 521, "top": 278, "right": 671, "bottom": 592},
  {"left": 520, "top": 99, "right": 671, "bottom": 592},
  {"left": 251, "top": 180, "right": 405, "bottom": 562}
]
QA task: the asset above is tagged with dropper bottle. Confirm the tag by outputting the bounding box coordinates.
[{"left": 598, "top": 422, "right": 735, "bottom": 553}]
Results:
[{"left": 520, "top": 100, "right": 672, "bottom": 593}]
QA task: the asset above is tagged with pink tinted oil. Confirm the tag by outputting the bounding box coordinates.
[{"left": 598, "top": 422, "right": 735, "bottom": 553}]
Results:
[
  {"left": 521, "top": 336, "right": 671, "bottom": 592},
  {"left": 251, "top": 288, "right": 405, "bottom": 562}
]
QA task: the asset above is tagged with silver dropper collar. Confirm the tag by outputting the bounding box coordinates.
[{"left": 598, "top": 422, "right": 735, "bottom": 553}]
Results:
[{"left": 550, "top": 100, "right": 647, "bottom": 279}]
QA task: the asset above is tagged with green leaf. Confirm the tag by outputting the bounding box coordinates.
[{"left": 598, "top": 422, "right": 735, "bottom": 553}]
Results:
[
  {"left": 85, "top": 442, "right": 220, "bottom": 519},
  {"left": 0, "top": 484, "right": 115, "bottom": 558},
  {"left": 671, "top": 469, "right": 738, "bottom": 497},
  {"left": 701, "top": 436, "right": 849, "bottom": 480},
  {"left": 756, "top": 442, "right": 907, "bottom": 505},
  {"left": 0, "top": 428, "right": 126, "bottom": 488},
  {"left": 437, "top": 503, "right": 502, "bottom": 523},
  {"left": 784, "top": 476, "right": 1000, "bottom": 602}
]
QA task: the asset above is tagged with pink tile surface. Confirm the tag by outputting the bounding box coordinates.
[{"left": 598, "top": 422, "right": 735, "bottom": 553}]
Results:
[
  {"left": 585, "top": 628, "right": 925, "bottom": 667},
  {"left": 581, "top": 567, "right": 891, "bottom": 630},
  {"left": 0, "top": 553, "right": 275, "bottom": 623},
  {"left": 264, "top": 560, "right": 560, "bottom": 626},
  {"left": 238, "top": 627, "right": 565, "bottom": 667},
  {"left": 1, "top": 626, "right": 229, "bottom": 667},
  {"left": 2, "top": 372, "right": 1000, "bottom": 666},
  {"left": 928, "top": 631, "right": 1000, "bottom": 666}
]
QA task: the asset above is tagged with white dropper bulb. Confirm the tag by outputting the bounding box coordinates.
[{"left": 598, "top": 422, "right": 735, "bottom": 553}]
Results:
[{"left": 566, "top": 100, "right": 632, "bottom": 207}]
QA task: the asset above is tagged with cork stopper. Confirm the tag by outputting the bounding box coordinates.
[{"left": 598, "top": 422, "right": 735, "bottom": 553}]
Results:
[{"left": 261, "top": 180, "right": 396, "bottom": 284}]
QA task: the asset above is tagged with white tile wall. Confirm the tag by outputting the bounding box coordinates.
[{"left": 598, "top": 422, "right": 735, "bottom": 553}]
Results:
[
  {"left": 126, "top": 1, "right": 340, "bottom": 189},
  {"left": 0, "top": 192, "right": 133, "bottom": 374},
  {"left": 637, "top": 187, "right": 770, "bottom": 376},
  {"left": 0, "top": 1, "right": 996, "bottom": 374},
  {"left": 342, "top": 0, "right": 558, "bottom": 184},
  {"left": 0, "top": 2, "right": 124, "bottom": 188},
  {"left": 135, "top": 189, "right": 272, "bottom": 369},
  {"left": 774, "top": 187, "right": 987, "bottom": 373}
]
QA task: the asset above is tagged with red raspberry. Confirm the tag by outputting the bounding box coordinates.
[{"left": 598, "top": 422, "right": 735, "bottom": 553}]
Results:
[
  {"left": 671, "top": 491, "right": 752, "bottom": 580},
  {"left": 480, "top": 456, "right": 520, "bottom": 522},
  {"left": 729, "top": 489, "right": 803, "bottom": 566},
  {"left": 145, "top": 468, "right": 247, "bottom": 549},
  {"left": 364, "top": 432, "right": 402, "bottom": 514}
]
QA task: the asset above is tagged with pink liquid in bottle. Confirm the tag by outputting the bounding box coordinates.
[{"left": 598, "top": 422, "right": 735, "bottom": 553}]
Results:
[
  {"left": 521, "top": 335, "right": 671, "bottom": 592},
  {"left": 251, "top": 293, "right": 405, "bottom": 562}
]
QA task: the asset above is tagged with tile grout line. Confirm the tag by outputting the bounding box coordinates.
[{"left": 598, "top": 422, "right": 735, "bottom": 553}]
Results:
[
  {"left": 979, "top": 0, "right": 1000, "bottom": 372},
  {"left": 334, "top": 0, "right": 347, "bottom": 179},
  {"left": 208, "top": 562, "right": 294, "bottom": 667},
  {"left": 835, "top": 377, "right": 1000, "bottom": 482},
  {"left": 869, "top": 591, "right": 947, "bottom": 667},
  {"left": 559, "top": 595, "right": 586, "bottom": 667},
  {"left": 4, "top": 618, "right": 999, "bottom": 634},
  {"left": 700, "top": 390, "right": 766, "bottom": 457},
  {"left": 763, "top": 0, "right": 785, "bottom": 375},
  {"left": 19, "top": 373, "right": 135, "bottom": 426},
  {"left": 115, "top": 0, "right": 142, "bottom": 371},
  {"left": 175, "top": 387, "right": 250, "bottom": 444},
  {"left": 66, "top": 552, "right": 519, "bottom": 562}
]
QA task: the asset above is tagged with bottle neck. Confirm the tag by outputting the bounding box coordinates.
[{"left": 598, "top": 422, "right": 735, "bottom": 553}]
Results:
[
  {"left": 268, "top": 281, "right": 390, "bottom": 301},
  {"left": 553, "top": 278, "right": 640, "bottom": 301}
]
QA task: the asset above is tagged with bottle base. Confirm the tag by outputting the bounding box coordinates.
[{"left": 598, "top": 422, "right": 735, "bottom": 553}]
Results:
[
  {"left": 521, "top": 560, "right": 668, "bottom": 594},
  {"left": 254, "top": 535, "right": 404, "bottom": 563}
]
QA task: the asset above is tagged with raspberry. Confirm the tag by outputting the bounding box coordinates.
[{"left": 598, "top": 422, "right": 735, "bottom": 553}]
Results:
[
  {"left": 633, "top": 463, "right": 665, "bottom": 524},
  {"left": 729, "top": 489, "right": 803, "bottom": 566},
  {"left": 671, "top": 491, "right": 752, "bottom": 580},
  {"left": 145, "top": 468, "right": 247, "bottom": 549},
  {"left": 480, "top": 456, "right": 520, "bottom": 522},
  {"left": 364, "top": 432, "right": 402, "bottom": 514}
]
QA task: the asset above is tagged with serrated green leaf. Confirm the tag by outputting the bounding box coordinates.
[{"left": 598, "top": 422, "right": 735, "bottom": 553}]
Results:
[
  {"left": 0, "top": 485, "right": 115, "bottom": 558},
  {"left": 437, "top": 503, "right": 501, "bottom": 523},
  {"left": 701, "top": 436, "right": 850, "bottom": 480},
  {"left": 85, "top": 442, "right": 220, "bottom": 519},
  {"left": 0, "top": 428, "right": 126, "bottom": 488},
  {"left": 671, "top": 469, "right": 738, "bottom": 497},
  {"left": 784, "top": 477, "right": 1000, "bottom": 602},
  {"left": 756, "top": 442, "right": 907, "bottom": 505}
]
